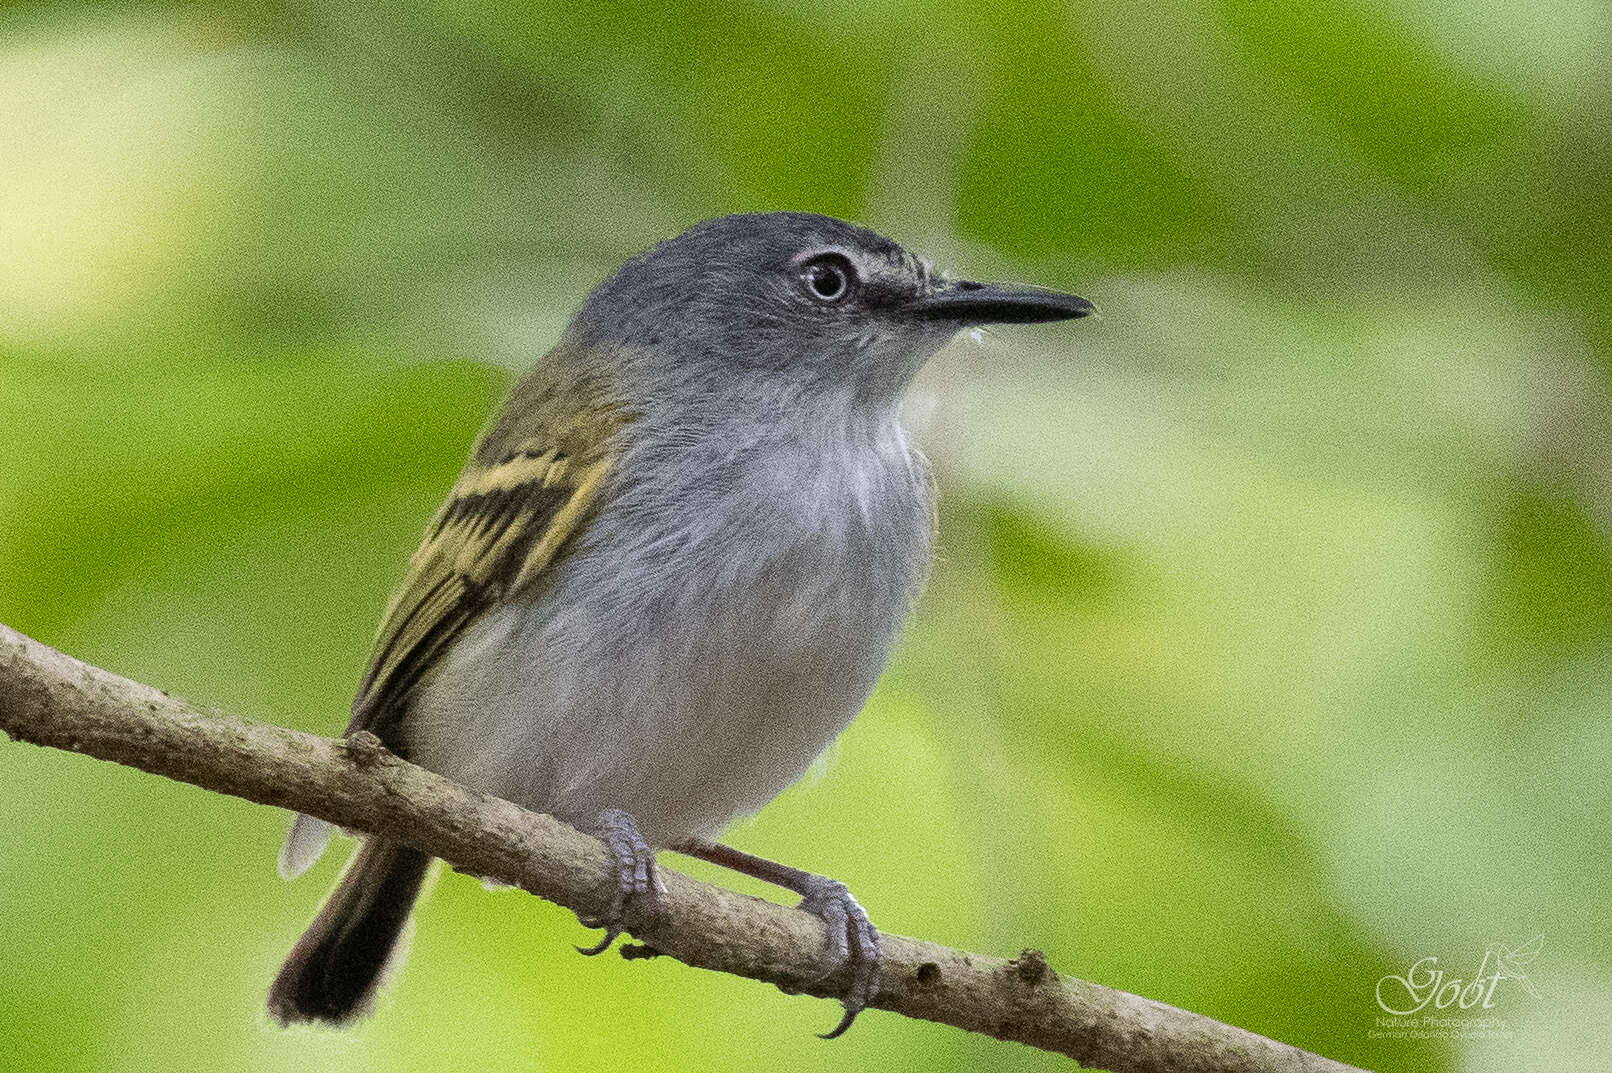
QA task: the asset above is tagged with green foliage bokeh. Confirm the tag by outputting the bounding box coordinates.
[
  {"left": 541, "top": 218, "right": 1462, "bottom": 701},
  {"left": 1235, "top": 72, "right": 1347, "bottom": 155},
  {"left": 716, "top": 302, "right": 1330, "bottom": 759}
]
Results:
[{"left": 2, "top": 3, "right": 1609, "bottom": 1071}]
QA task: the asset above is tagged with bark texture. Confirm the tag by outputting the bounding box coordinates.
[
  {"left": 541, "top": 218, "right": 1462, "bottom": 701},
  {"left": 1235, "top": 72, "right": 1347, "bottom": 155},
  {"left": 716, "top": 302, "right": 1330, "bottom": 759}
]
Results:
[{"left": 0, "top": 623, "right": 1370, "bottom": 1072}]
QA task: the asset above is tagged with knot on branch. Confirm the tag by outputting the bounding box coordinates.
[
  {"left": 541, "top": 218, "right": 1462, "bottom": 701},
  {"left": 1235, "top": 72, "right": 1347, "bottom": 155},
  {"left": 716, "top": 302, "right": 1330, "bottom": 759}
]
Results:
[
  {"left": 1009, "top": 948, "right": 1053, "bottom": 986},
  {"left": 0, "top": 621, "right": 1368, "bottom": 1073},
  {"left": 341, "top": 730, "right": 387, "bottom": 766}
]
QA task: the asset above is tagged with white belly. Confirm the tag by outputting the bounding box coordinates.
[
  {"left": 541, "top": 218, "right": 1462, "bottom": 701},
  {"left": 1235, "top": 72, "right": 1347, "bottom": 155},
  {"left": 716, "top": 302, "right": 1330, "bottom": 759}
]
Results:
[{"left": 404, "top": 459, "right": 929, "bottom": 846}]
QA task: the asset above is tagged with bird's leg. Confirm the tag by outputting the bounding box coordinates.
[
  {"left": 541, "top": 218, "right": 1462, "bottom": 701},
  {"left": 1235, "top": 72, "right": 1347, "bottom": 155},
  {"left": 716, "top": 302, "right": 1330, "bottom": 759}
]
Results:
[
  {"left": 675, "top": 840, "right": 878, "bottom": 1039},
  {"left": 575, "top": 808, "right": 665, "bottom": 956}
]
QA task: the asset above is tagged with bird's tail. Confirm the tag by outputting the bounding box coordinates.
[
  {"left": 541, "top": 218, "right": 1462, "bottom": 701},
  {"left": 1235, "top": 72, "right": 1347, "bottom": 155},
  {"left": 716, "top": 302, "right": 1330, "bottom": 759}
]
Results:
[{"left": 267, "top": 839, "right": 432, "bottom": 1026}]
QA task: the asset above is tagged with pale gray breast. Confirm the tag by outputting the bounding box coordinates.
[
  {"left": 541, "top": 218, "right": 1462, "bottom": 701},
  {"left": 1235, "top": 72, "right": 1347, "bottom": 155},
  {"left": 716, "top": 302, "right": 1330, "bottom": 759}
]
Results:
[{"left": 406, "top": 416, "right": 933, "bottom": 846}]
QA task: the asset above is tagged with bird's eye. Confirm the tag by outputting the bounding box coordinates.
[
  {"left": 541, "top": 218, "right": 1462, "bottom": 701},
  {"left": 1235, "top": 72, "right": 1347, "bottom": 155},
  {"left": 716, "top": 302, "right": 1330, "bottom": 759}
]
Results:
[{"left": 801, "top": 254, "right": 854, "bottom": 303}]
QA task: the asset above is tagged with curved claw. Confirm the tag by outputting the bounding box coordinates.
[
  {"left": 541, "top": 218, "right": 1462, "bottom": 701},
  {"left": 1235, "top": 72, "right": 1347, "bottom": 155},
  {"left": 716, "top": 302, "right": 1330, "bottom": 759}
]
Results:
[
  {"left": 575, "top": 809, "right": 662, "bottom": 957},
  {"left": 818, "top": 1003, "right": 860, "bottom": 1041},
  {"left": 670, "top": 841, "right": 881, "bottom": 1039},
  {"left": 574, "top": 925, "right": 623, "bottom": 957},
  {"left": 798, "top": 877, "right": 881, "bottom": 1039}
]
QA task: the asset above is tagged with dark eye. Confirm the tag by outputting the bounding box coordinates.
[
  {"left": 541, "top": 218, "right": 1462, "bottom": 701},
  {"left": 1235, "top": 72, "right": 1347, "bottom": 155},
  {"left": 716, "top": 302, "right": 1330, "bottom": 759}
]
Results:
[{"left": 801, "top": 253, "right": 854, "bottom": 303}]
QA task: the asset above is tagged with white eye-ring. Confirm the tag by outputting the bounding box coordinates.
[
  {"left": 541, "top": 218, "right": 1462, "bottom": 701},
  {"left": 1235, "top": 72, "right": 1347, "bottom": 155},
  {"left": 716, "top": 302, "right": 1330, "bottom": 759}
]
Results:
[{"left": 800, "top": 253, "right": 855, "bottom": 303}]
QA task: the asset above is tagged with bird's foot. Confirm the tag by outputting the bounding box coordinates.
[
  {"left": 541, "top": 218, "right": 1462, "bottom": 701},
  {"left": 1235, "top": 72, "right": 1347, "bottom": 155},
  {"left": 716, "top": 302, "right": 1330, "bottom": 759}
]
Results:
[
  {"left": 795, "top": 876, "right": 881, "bottom": 1039},
  {"left": 575, "top": 808, "right": 665, "bottom": 956},
  {"left": 672, "top": 841, "right": 882, "bottom": 1039}
]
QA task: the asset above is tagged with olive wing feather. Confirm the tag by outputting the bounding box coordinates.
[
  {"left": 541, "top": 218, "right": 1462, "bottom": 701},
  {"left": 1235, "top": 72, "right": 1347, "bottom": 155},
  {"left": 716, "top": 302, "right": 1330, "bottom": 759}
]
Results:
[{"left": 346, "top": 442, "right": 611, "bottom": 751}]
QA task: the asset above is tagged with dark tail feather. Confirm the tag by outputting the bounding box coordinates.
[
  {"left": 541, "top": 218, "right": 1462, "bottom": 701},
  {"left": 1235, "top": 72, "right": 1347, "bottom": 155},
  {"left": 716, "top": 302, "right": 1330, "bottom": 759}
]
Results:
[{"left": 268, "top": 839, "right": 432, "bottom": 1026}]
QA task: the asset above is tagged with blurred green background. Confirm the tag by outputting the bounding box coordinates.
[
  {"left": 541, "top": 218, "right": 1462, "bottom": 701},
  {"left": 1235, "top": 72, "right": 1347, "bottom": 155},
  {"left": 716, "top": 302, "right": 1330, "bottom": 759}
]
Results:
[{"left": 2, "top": 2, "right": 1609, "bottom": 1071}]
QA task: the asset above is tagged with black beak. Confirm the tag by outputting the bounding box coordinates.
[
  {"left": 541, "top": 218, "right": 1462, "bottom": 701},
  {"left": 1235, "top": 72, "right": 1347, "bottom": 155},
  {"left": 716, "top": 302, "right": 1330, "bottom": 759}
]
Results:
[{"left": 910, "top": 280, "right": 1095, "bottom": 325}]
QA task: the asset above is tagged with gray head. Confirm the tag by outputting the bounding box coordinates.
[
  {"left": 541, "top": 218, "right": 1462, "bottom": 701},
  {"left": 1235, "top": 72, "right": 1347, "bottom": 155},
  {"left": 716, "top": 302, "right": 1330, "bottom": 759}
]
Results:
[{"left": 567, "top": 212, "right": 1091, "bottom": 408}]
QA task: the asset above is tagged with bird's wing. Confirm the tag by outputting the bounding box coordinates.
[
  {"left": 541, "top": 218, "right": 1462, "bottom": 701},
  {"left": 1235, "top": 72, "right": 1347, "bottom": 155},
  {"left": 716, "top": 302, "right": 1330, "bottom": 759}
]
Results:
[{"left": 346, "top": 435, "right": 614, "bottom": 752}]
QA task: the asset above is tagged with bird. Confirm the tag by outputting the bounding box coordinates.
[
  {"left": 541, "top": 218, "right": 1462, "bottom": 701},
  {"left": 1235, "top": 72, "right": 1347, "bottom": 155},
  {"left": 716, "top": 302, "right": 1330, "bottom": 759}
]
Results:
[{"left": 267, "top": 210, "right": 1092, "bottom": 1035}]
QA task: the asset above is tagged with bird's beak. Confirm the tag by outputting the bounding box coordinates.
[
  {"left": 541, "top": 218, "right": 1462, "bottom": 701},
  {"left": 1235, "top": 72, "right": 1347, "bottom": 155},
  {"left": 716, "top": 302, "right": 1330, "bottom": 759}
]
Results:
[{"left": 910, "top": 280, "right": 1095, "bottom": 325}]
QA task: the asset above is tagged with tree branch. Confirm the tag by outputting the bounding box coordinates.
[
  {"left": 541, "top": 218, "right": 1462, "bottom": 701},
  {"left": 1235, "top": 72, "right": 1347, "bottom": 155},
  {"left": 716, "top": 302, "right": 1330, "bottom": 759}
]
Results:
[{"left": 0, "top": 623, "right": 1368, "bottom": 1072}]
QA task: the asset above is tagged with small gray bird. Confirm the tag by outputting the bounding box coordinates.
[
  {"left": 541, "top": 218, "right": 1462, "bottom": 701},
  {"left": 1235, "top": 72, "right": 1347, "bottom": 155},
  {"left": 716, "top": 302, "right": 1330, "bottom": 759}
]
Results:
[{"left": 269, "top": 211, "right": 1091, "bottom": 1034}]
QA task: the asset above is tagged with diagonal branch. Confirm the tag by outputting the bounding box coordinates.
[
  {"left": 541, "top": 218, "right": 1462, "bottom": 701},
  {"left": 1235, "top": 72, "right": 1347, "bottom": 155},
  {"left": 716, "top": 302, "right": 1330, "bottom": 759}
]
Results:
[{"left": 0, "top": 623, "right": 1369, "bottom": 1073}]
